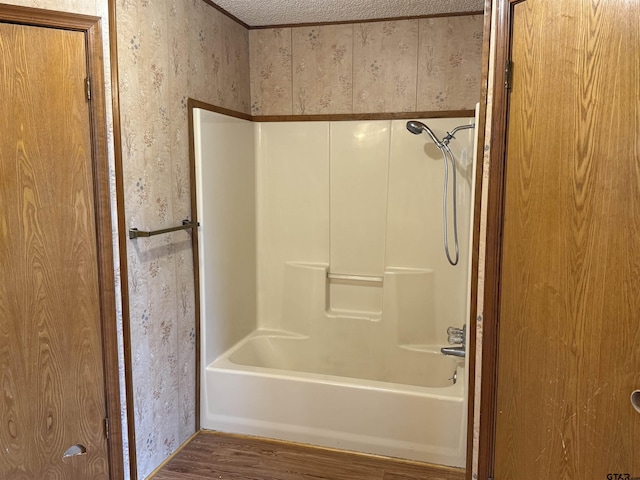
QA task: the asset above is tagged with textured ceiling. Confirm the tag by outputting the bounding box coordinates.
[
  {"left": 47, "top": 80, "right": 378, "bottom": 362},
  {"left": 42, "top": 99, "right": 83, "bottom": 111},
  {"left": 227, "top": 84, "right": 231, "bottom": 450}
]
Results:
[{"left": 213, "top": 0, "right": 485, "bottom": 27}]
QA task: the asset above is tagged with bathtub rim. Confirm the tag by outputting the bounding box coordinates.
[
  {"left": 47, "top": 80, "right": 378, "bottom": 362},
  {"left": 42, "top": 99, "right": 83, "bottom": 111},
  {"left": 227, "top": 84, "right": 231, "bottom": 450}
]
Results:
[{"left": 206, "top": 329, "right": 466, "bottom": 399}]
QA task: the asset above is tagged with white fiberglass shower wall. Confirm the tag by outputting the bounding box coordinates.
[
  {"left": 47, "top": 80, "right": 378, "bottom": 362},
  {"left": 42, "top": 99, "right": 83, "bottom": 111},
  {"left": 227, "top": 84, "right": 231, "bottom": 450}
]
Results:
[{"left": 193, "top": 108, "right": 477, "bottom": 468}]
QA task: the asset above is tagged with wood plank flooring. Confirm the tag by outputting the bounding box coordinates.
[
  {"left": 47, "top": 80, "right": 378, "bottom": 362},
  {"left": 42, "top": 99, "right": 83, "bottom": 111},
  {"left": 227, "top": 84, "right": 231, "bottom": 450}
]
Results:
[{"left": 151, "top": 432, "right": 466, "bottom": 480}]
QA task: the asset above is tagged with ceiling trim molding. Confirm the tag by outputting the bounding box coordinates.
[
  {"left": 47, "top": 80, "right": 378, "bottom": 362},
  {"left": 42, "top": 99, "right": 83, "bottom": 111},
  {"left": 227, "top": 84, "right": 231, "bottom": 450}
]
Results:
[
  {"left": 202, "top": 0, "right": 483, "bottom": 30},
  {"left": 249, "top": 10, "right": 484, "bottom": 30},
  {"left": 201, "top": 0, "right": 250, "bottom": 29}
]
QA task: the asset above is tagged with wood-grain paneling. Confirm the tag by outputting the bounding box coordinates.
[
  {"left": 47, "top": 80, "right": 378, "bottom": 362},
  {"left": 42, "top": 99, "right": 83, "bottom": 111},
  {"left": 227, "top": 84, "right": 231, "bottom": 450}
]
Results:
[
  {"left": 492, "top": 0, "right": 640, "bottom": 478},
  {"left": 0, "top": 23, "right": 109, "bottom": 479},
  {"left": 150, "top": 432, "right": 465, "bottom": 480}
]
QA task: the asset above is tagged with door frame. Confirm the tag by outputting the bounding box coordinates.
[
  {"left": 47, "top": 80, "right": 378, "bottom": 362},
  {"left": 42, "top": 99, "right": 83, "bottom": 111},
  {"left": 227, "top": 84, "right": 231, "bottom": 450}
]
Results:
[
  {"left": 0, "top": 4, "right": 124, "bottom": 478},
  {"left": 475, "top": 0, "right": 524, "bottom": 479}
]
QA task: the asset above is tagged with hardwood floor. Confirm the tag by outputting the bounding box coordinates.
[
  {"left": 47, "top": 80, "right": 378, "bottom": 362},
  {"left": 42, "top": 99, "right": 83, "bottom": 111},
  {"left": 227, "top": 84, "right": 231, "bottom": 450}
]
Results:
[{"left": 151, "top": 432, "right": 466, "bottom": 480}]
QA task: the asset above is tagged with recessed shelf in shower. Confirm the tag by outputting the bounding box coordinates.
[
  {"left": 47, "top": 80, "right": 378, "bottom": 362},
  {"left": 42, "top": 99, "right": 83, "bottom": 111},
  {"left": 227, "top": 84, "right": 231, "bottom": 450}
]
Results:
[{"left": 326, "top": 271, "right": 383, "bottom": 319}]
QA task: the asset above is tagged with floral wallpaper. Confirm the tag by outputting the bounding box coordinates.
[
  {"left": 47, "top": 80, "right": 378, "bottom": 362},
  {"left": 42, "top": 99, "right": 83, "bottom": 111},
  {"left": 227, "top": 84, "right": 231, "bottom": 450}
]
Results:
[
  {"left": 292, "top": 24, "right": 353, "bottom": 115},
  {"left": 417, "top": 15, "right": 484, "bottom": 111},
  {"left": 353, "top": 20, "right": 419, "bottom": 113},
  {"left": 250, "top": 28, "right": 292, "bottom": 115},
  {"left": 250, "top": 14, "right": 484, "bottom": 115},
  {"left": 5, "top": 0, "right": 98, "bottom": 12},
  {"left": 116, "top": 0, "right": 250, "bottom": 478}
]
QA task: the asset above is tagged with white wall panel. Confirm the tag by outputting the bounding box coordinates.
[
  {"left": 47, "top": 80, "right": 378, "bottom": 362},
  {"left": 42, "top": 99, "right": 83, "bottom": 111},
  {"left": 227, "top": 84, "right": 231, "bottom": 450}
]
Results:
[
  {"left": 195, "top": 109, "right": 257, "bottom": 365},
  {"left": 255, "top": 122, "right": 330, "bottom": 329},
  {"left": 329, "top": 121, "right": 390, "bottom": 277}
]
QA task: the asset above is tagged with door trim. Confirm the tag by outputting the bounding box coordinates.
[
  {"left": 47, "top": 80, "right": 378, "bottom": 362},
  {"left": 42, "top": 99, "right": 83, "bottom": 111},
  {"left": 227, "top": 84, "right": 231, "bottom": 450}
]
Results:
[
  {"left": 107, "top": 0, "right": 138, "bottom": 478},
  {"left": 0, "top": 5, "right": 124, "bottom": 479},
  {"left": 476, "top": 0, "right": 524, "bottom": 479},
  {"left": 464, "top": 1, "right": 492, "bottom": 477}
]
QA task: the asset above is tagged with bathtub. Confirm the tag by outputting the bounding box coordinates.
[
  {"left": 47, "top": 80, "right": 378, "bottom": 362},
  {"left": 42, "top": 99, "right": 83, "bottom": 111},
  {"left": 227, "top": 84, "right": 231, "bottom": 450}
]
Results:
[{"left": 201, "top": 329, "right": 467, "bottom": 468}]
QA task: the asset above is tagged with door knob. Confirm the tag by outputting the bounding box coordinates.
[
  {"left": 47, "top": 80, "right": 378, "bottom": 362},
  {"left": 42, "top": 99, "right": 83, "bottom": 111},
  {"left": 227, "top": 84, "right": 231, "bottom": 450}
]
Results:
[
  {"left": 631, "top": 390, "right": 640, "bottom": 413},
  {"left": 63, "top": 444, "right": 86, "bottom": 458}
]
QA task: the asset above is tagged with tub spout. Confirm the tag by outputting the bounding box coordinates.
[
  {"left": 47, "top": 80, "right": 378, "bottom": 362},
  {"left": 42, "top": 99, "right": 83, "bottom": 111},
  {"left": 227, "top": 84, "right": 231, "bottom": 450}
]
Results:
[{"left": 441, "top": 345, "right": 466, "bottom": 358}]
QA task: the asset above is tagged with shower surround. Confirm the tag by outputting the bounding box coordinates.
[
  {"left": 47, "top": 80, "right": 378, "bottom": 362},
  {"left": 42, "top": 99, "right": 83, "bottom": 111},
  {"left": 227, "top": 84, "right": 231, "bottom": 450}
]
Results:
[{"left": 194, "top": 109, "right": 477, "bottom": 468}]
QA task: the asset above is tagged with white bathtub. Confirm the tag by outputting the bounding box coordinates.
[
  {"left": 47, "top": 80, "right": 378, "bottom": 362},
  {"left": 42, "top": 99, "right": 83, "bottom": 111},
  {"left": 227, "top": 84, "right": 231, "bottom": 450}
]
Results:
[{"left": 201, "top": 329, "right": 467, "bottom": 468}]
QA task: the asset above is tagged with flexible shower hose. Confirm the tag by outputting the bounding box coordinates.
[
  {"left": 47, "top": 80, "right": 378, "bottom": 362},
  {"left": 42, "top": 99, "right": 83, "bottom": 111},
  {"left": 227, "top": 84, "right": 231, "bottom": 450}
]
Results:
[{"left": 441, "top": 144, "right": 459, "bottom": 266}]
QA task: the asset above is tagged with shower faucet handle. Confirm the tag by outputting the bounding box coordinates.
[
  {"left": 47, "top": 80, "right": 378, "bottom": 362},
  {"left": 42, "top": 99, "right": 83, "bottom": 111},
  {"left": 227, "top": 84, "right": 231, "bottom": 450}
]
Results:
[{"left": 447, "top": 325, "right": 466, "bottom": 345}]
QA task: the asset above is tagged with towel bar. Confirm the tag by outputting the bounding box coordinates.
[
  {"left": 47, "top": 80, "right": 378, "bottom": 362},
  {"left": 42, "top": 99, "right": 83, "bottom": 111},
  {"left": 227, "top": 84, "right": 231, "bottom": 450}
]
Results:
[{"left": 129, "top": 219, "right": 199, "bottom": 239}]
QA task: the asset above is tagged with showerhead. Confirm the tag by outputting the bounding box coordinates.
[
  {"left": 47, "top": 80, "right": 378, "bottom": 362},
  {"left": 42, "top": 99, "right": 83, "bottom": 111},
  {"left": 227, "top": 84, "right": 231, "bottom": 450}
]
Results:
[
  {"left": 406, "top": 120, "right": 425, "bottom": 135},
  {"left": 406, "top": 120, "right": 443, "bottom": 148}
]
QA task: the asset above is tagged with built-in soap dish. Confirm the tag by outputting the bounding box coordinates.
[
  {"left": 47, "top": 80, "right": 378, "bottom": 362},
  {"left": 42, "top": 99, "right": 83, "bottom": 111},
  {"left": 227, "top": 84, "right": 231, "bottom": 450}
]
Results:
[
  {"left": 327, "top": 273, "right": 383, "bottom": 284},
  {"left": 326, "top": 272, "right": 383, "bottom": 319}
]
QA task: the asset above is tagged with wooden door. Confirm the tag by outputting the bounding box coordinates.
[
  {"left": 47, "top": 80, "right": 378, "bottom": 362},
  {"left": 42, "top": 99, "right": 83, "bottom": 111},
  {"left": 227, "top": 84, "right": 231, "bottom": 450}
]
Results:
[
  {"left": 493, "top": 0, "right": 640, "bottom": 478},
  {"left": 0, "top": 22, "right": 111, "bottom": 479}
]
